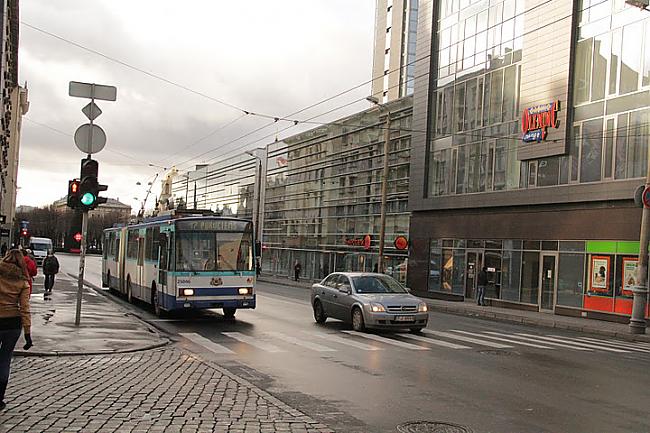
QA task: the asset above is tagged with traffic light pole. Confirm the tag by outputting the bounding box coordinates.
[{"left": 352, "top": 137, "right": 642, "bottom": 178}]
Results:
[{"left": 74, "top": 210, "right": 89, "bottom": 326}]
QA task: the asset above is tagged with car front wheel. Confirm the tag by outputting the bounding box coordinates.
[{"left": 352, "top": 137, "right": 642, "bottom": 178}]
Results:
[{"left": 351, "top": 307, "right": 365, "bottom": 332}]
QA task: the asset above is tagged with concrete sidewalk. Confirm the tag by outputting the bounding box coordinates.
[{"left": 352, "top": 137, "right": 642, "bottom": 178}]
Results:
[
  {"left": 259, "top": 275, "right": 650, "bottom": 343},
  {"left": 14, "top": 273, "right": 169, "bottom": 356}
]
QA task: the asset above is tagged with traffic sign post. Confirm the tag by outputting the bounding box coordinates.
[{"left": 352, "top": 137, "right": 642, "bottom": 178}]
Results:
[{"left": 69, "top": 80, "right": 116, "bottom": 326}]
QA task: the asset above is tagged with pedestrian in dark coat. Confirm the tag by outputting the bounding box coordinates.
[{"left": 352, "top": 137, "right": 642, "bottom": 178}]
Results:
[
  {"left": 293, "top": 260, "right": 302, "bottom": 282},
  {"left": 477, "top": 266, "right": 488, "bottom": 306},
  {"left": 42, "top": 252, "right": 60, "bottom": 294},
  {"left": 0, "top": 249, "right": 33, "bottom": 411},
  {"left": 21, "top": 250, "right": 37, "bottom": 295}
]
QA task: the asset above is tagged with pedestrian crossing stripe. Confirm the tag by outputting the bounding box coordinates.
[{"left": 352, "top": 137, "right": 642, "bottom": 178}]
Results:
[
  {"left": 422, "top": 329, "right": 512, "bottom": 349},
  {"left": 397, "top": 332, "right": 471, "bottom": 349},
  {"left": 450, "top": 330, "right": 553, "bottom": 349},
  {"left": 267, "top": 331, "right": 336, "bottom": 352},
  {"left": 180, "top": 332, "right": 235, "bottom": 354},
  {"left": 543, "top": 335, "right": 630, "bottom": 353},
  {"left": 222, "top": 332, "right": 286, "bottom": 353},
  {"left": 305, "top": 331, "right": 383, "bottom": 351},
  {"left": 576, "top": 337, "right": 650, "bottom": 353},
  {"left": 181, "top": 329, "right": 650, "bottom": 356},
  {"left": 342, "top": 330, "right": 430, "bottom": 350},
  {"left": 484, "top": 331, "right": 593, "bottom": 351}
]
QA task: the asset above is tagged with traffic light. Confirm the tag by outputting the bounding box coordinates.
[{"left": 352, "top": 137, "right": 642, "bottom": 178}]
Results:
[
  {"left": 67, "top": 179, "right": 80, "bottom": 209},
  {"left": 20, "top": 228, "right": 29, "bottom": 237},
  {"left": 77, "top": 157, "right": 108, "bottom": 211}
]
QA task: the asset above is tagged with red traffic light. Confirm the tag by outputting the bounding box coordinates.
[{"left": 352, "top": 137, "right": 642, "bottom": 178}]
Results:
[
  {"left": 73, "top": 232, "right": 82, "bottom": 242},
  {"left": 20, "top": 228, "right": 29, "bottom": 237},
  {"left": 394, "top": 236, "right": 409, "bottom": 250}
]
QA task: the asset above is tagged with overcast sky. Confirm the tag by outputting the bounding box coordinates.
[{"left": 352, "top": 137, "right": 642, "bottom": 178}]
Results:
[{"left": 17, "top": 0, "right": 376, "bottom": 210}]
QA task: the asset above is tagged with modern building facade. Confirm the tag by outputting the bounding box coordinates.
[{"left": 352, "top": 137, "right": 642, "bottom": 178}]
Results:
[
  {"left": 0, "top": 0, "right": 27, "bottom": 248},
  {"left": 172, "top": 96, "right": 413, "bottom": 283},
  {"left": 371, "top": 0, "right": 420, "bottom": 102},
  {"left": 408, "top": 0, "right": 650, "bottom": 320}
]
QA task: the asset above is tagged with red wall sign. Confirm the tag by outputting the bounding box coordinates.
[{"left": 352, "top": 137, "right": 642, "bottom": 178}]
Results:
[
  {"left": 521, "top": 101, "right": 560, "bottom": 142},
  {"left": 345, "top": 234, "right": 371, "bottom": 250},
  {"left": 394, "top": 236, "right": 408, "bottom": 250}
]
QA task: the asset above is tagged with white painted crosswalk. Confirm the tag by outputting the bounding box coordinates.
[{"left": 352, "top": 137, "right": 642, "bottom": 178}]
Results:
[{"left": 180, "top": 327, "right": 650, "bottom": 358}]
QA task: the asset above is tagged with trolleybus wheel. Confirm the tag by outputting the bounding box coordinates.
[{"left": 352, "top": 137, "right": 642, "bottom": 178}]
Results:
[{"left": 223, "top": 307, "right": 236, "bottom": 319}]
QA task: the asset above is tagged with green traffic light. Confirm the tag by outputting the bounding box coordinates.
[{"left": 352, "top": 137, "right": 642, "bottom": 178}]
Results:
[{"left": 80, "top": 192, "right": 96, "bottom": 206}]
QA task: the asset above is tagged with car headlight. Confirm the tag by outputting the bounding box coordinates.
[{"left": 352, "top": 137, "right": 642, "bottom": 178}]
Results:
[
  {"left": 238, "top": 287, "right": 251, "bottom": 295},
  {"left": 370, "top": 303, "right": 385, "bottom": 313},
  {"left": 418, "top": 302, "right": 428, "bottom": 312},
  {"left": 182, "top": 288, "right": 194, "bottom": 296}
]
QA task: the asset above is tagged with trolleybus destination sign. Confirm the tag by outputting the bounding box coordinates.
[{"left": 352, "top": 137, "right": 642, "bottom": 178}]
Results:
[{"left": 521, "top": 100, "right": 560, "bottom": 143}]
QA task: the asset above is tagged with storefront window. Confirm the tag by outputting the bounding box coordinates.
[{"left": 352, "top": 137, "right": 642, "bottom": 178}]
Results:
[
  {"left": 586, "top": 254, "right": 614, "bottom": 297},
  {"left": 501, "top": 249, "right": 521, "bottom": 301},
  {"left": 557, "top": 253, "right": 585, "bottom": 308},
  {"left": 429, "top": 243, "right": 442, "bottom": 291},
  {"left": 452, "top": 249, "right": 465, "bottom": 295},
  {"left": 484, "top": 250, "right": 502, "bottom": 298},
  {"left": 520, "top": 251, "right": 539, "bottom": 304},
  {"left": 615, "top": 255, "right": 637, "bottom": 300}
]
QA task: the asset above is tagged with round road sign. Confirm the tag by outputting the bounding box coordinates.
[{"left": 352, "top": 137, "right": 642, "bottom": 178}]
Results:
[{"left": 74, "top": 123, "right": 106, "bottom": 154}]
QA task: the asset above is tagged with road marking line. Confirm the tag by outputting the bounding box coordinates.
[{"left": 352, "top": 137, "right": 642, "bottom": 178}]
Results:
[
  {"left": 541, "top": 335, "right": 630, "bottom": 353},
  {"left": 449, "top": 330, "right": 553, "bottom": 349},
  {"left": 342, "top": 331, "right": 430, "bottom": 350},
  {"left": 484, "top": 332, "right": 592, "bottom": 351},
  {"left": 180, "top": 332, "right": 235, "bottom": 354},
  {"left": 222, "top": 332, "right": 286, "bottom": 353},
  {"left": 422, "top": 330, "right": 512, "bottom": 349},
  {"left": 266, "top": 331, "right": 336, "bottom": 352},
  {"left": 305, "top": 332, "right": 382, "bottom": 351},
  {"left": 576, "top": 337, "right": 650, "bottom": 353},
  {"left": 397, "top": 333, "right": 470, "bottom": 349}
]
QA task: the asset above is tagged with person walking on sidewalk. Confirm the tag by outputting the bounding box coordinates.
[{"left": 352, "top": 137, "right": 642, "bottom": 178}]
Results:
[
  {"left": 42, "top": 251, "right": 59, "bottom": 294},
  {"left": 0, "top": 249, "right": 33, "bottom": 411},
  {"left": 293, "top": 260, "right": 302, "bottom": 282},
  {"left": 21, "top": 249, "right": 37, "bottom": 295},
  {"left": 477, "top": 266, "right": 488, "bottom": 306}
]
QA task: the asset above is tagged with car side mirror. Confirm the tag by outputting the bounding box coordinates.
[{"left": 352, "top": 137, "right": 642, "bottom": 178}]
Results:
[{"left": 405, "top": 287, "right": 412, "bottom": 293}]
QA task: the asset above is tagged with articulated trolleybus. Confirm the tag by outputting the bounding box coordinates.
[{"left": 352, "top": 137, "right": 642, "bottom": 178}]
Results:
[{"left": 102, "top": 213, "right": 256, "bottom": 317}]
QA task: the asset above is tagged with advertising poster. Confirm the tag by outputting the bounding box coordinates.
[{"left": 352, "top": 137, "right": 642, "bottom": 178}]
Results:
[
  {"left": 622, "top": 257, "right": 638, "bottom": 297},
  {"left": 590, "top": 256, "right": 610, "bottom": 294}
]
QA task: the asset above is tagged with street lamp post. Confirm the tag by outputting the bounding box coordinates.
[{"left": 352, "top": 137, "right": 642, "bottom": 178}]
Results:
[
  {"left": 367, "top": 97, "right": 391, "bottom": 273},
  {"left": 627, "top": 0, "right": 649, "bottom": 334}
]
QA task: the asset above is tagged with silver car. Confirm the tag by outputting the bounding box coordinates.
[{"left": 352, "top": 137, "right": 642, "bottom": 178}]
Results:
[{"left": 311, "top": 272, "right": 429, "bottom": 332}]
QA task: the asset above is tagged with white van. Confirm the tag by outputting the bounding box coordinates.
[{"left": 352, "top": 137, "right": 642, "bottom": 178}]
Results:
[{"left": 30, "top": 237, "right": 53, "bottom": 266}]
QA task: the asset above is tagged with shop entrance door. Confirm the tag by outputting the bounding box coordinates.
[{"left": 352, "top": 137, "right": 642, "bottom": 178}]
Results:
[
  {"left": 539, "top": 253, "right": 557, "bottom": 311},
  {"left": 465, "top": 250, "right": 483, "bottom": 300}
]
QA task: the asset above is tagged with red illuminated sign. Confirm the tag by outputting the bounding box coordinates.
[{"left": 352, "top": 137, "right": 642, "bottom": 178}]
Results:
[
  {"left": 345, "top": 234, "right": 372, "bottom": 250},
  {"left": 521, "top": 101, "right": 560, "bottom": 142},
  {"left": 394, "top": 236, "right": 408, "bottom": 250},
  {"left": 73, "top": 233, "right": 82, "bottom": 242}
]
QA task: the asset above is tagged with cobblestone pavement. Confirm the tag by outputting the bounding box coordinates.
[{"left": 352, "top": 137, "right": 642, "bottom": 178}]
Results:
[{"left": 0, "top": 347, "right": 333, "bottom": 433}]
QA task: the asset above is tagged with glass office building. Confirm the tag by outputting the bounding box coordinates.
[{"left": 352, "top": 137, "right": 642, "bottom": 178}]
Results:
[
  {"left": 173, "top": 96, "right": 413, "bottom": 283},
  {"left": 408, "top": 0, "right": 650, "bottom": 320}
]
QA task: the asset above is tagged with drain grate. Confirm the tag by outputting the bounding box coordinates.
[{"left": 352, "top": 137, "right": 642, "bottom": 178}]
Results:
[{"left": 396, "top": 421, "right": 474, "bottom": 433}]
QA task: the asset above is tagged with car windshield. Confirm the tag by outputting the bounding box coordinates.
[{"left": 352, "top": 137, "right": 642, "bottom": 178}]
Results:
[
  {"left": 352, "top": 275, "right": 407, "bottom": 294},
  {"left": 31, "top": 243, "right": 50, "bottom": 252},
  {"left": 175, "top": 230, "right": 253, "bottom": 272}
]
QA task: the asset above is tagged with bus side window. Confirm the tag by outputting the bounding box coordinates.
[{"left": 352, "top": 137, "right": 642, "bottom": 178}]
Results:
[{"left": 158, "top": 233, "right": 168, "bottom": 271}]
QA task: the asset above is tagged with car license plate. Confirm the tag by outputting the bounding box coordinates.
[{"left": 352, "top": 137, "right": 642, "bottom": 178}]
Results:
[{"left": 395, "top": 315, "right": 415, "bottom": 322}]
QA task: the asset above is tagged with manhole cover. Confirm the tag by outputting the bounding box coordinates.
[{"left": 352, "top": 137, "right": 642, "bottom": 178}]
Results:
[
  {"left": 396, "top": 421, "right": 474, "bottom": 433},
  {"left": 478, "top": 349, "right": 516, "bottom": 356}
]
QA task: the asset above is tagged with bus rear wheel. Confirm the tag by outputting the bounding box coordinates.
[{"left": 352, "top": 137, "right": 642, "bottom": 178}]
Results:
[{"left": 223, "top": 307, "right": 236, "bottom": 319}]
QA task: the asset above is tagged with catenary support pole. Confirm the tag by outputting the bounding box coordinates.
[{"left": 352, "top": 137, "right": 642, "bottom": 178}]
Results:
[
  {"left": 378, "top": 112, "right": 391, "bottom": 273},
  {"left": 75, "top": 210, "right": 88, "bottom": 326},
  {"left": 630, "top": 171, "right": 650, "bottom": 333}
]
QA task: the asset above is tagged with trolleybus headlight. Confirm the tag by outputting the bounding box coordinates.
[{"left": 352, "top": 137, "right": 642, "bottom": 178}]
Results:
[
  {"left": 238, "top": 287, "right": 251, "bottom": 295},
  {"left": 183, "top": 288, "right": 194, "bottom": 296}
]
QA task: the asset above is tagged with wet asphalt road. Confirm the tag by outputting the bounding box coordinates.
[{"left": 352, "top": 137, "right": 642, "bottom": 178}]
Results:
[{"left": 58, "top": 254, "right": 650, "bottom": 433}]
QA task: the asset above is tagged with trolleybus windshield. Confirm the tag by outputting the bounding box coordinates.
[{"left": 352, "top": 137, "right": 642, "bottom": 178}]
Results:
[{"left": 175, "top": 228, "right": 253, "bottom": 272}]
